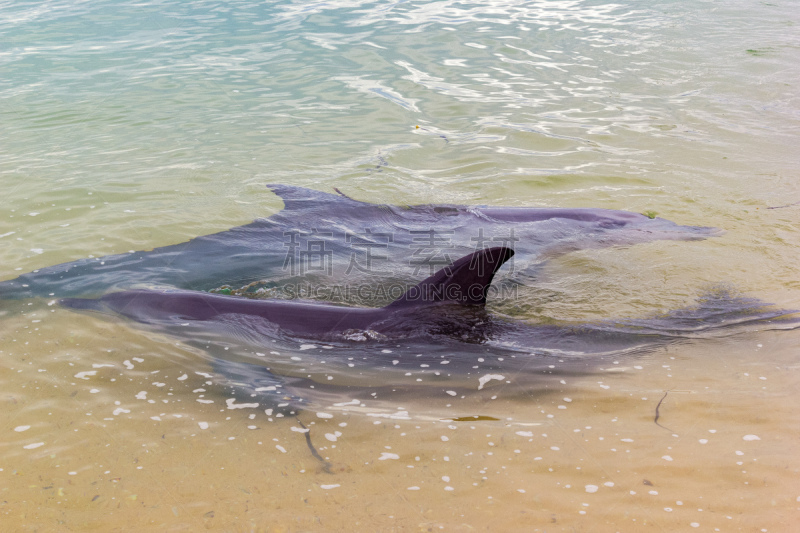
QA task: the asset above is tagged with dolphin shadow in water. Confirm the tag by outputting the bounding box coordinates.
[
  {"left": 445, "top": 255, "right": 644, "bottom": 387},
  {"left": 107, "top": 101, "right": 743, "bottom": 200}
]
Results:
[
  {"left": 0, "top": 184, "right": 721, "bottom": 300},
  {"left": 61, "top": 247, "right": 799, "bottom": 414}
]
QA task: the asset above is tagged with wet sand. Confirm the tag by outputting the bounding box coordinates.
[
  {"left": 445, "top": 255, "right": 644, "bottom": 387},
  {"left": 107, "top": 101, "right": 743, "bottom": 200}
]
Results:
[{"left": 2, "top": 306, "right": 798, "bottom": 531}]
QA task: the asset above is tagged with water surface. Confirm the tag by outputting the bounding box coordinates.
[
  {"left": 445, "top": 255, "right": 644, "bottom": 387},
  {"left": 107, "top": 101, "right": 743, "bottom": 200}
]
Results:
[{"left": 2, "top": 0, "right": 799, "bottom": 530}]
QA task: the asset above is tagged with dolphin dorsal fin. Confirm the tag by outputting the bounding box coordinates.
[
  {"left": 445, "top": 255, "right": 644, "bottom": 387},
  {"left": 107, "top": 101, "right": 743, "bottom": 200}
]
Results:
[{"left": 386, "top": 247, "right": 514, "bottom": 310}]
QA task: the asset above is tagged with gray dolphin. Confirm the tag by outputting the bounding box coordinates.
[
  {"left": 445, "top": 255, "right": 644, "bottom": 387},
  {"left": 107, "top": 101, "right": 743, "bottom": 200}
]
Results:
[
  {"left": 61, "top": 247, "right": 515, "bottom": 339},
  {"left": 58, "top": 246, "right": 798, "bottom": 415},
  {"left": 0, "top": 184, "right": 719, "bottom": 300}
]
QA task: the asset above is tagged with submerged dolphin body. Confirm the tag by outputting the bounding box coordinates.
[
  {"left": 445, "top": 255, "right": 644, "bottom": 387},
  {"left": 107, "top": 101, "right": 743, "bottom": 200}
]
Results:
[
  {"left": 0, "top": 184, "right": 719, "bottom": 300},
  {"left": 60, "top": 247, "right": 798, "bottom": 414},
  {"left": 61, "top": 245, "right": 796, "bottom": 352}
]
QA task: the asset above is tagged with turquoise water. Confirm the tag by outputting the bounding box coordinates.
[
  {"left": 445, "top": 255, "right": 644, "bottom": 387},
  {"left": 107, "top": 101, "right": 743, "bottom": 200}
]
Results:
[{"left": 2, "top": 1, "right": 799, "bottom": 530}]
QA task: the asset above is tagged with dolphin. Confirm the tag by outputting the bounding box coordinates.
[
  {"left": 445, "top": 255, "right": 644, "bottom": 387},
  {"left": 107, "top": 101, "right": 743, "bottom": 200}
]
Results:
[
  {"left": 62, "top": 244, "right": 794, "bottom": 350},
  {"left": 58, "top": 246, "right": 798, "bottom": 415},
  {"left": 61, "top": 247, "right": 515, "bottom": 339},
  {"left": 0, "top": 184, "right": 719, "bottom": 300}
]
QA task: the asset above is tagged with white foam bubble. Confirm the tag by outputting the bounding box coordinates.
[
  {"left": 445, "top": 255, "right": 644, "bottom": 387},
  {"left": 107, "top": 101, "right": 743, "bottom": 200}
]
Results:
[
  {"left": 477, "top": 374, "right": 505, "bottom": 390},
  {"left": 226, "top": 398, "right": 259, "bottom": 409},
  {"left": 379, "top": 453, "right": 399, "bottom": 460}
]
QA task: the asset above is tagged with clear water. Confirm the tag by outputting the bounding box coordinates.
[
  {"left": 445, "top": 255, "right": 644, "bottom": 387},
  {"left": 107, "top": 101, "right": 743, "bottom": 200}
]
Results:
[{"left": 1, "top": 0, "right": 799, "bottom": 530}]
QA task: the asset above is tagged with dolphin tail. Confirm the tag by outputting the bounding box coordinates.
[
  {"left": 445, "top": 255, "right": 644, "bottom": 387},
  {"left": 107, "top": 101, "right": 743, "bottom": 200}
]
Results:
[{"left": 386, "top": 246, "right": 514, "bottom": 310}]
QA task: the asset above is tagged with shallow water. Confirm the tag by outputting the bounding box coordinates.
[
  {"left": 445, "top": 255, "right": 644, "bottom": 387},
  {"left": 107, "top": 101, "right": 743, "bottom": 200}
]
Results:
[{"left": 2, "top": 0, "right": 800, "bottom": 531}]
